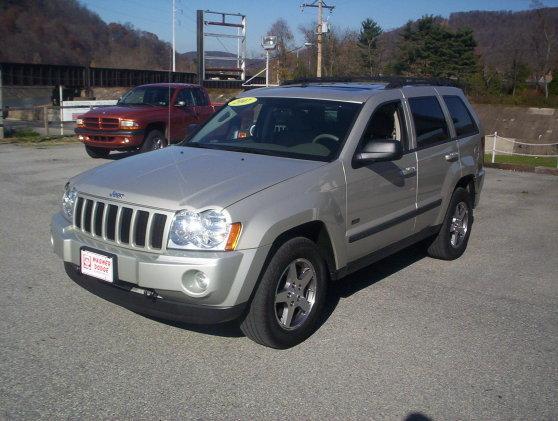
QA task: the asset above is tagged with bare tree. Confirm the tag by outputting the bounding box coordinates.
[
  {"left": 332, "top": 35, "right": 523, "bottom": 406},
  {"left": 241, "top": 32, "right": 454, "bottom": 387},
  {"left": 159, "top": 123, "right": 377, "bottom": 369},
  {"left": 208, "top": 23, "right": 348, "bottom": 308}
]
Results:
[
  {"left": 530, "top": 0, "right": 555, "bottom": 98},
  {"left": 267, "top": 19, "right": 295, "bottom": 83}
]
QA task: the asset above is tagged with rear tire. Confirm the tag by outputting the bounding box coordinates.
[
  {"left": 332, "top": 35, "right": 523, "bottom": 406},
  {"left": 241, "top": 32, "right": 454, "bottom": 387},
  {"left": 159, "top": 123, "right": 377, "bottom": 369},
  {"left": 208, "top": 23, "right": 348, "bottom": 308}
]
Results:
[
  {"left": 240, "top": 237, "right": 328, "bottom": 349},
  {"left": 140, "top": 130, "right": 167, "bottom": 153},
  {"left": 85, "top": 145, "right": 110, "bottom": 159},
  {"left": 427, "top": 187, "right": 473, "bottom": 260}
]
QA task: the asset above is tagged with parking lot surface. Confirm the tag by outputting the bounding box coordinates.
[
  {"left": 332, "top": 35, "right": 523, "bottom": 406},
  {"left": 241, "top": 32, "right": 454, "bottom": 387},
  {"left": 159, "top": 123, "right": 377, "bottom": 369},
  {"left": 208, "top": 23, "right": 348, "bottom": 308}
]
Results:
[{"left": 1, "top": 143, "right": 556, "bottom": 420}]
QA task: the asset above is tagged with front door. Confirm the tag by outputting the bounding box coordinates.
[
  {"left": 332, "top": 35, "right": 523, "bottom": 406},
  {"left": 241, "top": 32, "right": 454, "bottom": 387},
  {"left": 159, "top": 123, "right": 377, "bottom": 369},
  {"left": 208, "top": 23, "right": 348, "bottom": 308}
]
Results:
[{"left": 345, "top": 96, "right": 418, "bottom": 262}]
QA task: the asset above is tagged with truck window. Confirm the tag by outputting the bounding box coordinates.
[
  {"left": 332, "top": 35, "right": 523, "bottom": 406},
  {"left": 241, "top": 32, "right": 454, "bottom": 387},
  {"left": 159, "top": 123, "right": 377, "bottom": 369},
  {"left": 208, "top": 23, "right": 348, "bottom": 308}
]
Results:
[
  {"left": 409, "top": 96, "right": 449, "bottom": 148},
  {"left": 443, "top": 95, "right": 478, "bottom": 138},
  {"left": 360, "top": 101, "right": 407, "bottom": 151},
  {"left": 176, "top": 89, "right": 195, "bottom": 106},
  {"left": 192, "top": 89, "right": 208, "bottom": 106}
]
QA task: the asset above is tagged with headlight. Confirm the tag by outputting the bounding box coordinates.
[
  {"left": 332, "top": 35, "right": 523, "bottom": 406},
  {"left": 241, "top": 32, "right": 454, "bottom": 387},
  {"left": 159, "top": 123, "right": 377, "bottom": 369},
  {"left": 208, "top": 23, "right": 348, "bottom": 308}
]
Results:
[
  {"left": 120, "top": 119, "right": 140, "bottom": 129},
  {"left": 168, "top": 209, "right": 241, "bottom": 251},
  {"left": 76, "top": 118, "right": 84, "bottom": 127},
  {"left": 62, "top": 183, "right": 78, "bottom": 221}
]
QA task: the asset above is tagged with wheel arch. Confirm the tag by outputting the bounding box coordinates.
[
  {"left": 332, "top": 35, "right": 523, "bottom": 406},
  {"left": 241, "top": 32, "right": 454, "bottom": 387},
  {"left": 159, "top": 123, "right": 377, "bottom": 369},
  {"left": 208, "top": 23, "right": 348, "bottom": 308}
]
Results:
[{"left": 144, "top": 122, "right": 166, "bottom": 140}]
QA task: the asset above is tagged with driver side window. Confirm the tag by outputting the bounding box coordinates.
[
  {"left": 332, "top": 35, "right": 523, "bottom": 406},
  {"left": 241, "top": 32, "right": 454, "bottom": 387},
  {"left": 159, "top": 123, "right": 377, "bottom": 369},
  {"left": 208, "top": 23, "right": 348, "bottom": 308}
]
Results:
[{"left": 360, "top": 101, "right": 407, "bottom": 151}]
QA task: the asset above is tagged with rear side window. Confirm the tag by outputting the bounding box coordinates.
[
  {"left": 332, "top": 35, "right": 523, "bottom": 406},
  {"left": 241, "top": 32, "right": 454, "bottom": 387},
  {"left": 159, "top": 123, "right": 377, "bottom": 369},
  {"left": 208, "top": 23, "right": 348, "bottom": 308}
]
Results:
[
  {"left": 192, "top": 89, "right": 208, "bottom": 106},
  {"left": 443, "top": 95, "right": 478, "bottom": 138},
  {"left": 409, "top": 96, "right": 449, "bottom": 148}
]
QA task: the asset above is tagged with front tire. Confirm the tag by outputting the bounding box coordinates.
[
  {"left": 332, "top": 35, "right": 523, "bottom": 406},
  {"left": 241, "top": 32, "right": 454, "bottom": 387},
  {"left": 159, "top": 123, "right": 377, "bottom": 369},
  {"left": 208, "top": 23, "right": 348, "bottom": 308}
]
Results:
[
  {"left": 427, "top": 187, "right": 473, "bottom": 260},
  {"left": 240, "top": 237, "right": 328, "bottom": 349},
  {"left": 85, "top": 145, "right": 110, "bottom": 158},
  {"left": 140, "top": 130, "right": 167, "bottom": 153}
]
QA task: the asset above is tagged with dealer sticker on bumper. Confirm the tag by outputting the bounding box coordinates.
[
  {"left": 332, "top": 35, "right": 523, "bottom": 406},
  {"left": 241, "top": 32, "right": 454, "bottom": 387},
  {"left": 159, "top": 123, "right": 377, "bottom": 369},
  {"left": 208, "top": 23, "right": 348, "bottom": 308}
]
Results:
[{"left": 81, "top": 249, "right": 114, "bottom": 283}]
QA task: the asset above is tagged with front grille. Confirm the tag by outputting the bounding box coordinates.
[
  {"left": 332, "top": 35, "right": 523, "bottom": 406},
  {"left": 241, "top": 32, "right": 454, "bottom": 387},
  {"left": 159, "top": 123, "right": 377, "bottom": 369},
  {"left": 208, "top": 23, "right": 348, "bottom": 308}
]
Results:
[
  {"left": 83, "top": 117, "right": 99, "bottom": 129},
  {"left": 74, "top": 196, "right": 169, "bottom": 251},
  {"left": 82, "top": 117, "right": 120, "bottom": 130},
  {"left": 101, "top": 117, "right": 119, "bottom": 129}
]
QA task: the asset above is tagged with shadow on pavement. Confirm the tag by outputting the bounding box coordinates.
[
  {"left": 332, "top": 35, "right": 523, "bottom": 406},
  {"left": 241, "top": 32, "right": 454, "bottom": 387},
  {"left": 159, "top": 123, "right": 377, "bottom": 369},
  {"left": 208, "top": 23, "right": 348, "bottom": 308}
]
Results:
[{"left": 158, "top": 243, "right": 428, "bottom": 340}]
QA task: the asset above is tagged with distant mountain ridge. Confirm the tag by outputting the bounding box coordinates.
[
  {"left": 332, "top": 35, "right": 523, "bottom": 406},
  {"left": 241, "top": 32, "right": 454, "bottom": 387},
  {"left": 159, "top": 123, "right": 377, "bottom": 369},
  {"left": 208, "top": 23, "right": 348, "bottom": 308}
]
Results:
[{"left": 1, "top": 0, "right": 556, "bottom": 75}]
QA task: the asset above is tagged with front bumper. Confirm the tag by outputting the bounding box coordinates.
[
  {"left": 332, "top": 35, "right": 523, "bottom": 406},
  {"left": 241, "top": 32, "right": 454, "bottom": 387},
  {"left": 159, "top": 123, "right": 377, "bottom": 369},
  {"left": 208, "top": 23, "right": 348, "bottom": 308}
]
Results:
[
  {"left": 75, "top": 128, "right": 145, "bottom": 149},
  {"left": 51, "top": 213, "right": 270, "bottom": 324},
  {"left": 63, "top": 263, "right": 245, "bottom": 324}
]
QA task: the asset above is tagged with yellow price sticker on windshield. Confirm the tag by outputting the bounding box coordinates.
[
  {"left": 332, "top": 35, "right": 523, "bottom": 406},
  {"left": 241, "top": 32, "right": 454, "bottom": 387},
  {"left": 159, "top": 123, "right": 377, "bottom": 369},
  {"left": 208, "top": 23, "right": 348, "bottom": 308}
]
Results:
[{"left": 229, "top": 97, "right": 258, "bottom": 107}]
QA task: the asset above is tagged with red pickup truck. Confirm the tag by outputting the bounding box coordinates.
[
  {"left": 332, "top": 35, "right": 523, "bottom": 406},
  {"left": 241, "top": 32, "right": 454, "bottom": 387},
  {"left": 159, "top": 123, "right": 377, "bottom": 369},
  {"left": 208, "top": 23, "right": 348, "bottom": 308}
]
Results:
[{"left": 75, "top": 83, "right": 219, "bottom": 158}]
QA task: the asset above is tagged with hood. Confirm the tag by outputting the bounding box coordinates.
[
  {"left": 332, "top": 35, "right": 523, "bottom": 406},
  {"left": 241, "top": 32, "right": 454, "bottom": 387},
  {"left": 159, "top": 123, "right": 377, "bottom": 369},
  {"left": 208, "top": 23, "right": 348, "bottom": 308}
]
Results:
[
  {"left": 81, "top": 105, "right": 165, "bottom": 119},
  {"left": 71, "top": 146, "right": 325, "bottom": 210}
]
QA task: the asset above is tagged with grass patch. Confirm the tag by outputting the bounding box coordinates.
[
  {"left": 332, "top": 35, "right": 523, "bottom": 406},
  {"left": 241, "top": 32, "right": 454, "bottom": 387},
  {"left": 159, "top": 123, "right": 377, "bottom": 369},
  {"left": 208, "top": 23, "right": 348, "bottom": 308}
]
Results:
[
  {"left": 1, "top": 135, "right": 78, "bottom": 146},
  {"left": 485, "top": 154, "right": 557, "bottom": 168},
  {"left": 7, "top": 128, "right": 41, "bottom": 139}
]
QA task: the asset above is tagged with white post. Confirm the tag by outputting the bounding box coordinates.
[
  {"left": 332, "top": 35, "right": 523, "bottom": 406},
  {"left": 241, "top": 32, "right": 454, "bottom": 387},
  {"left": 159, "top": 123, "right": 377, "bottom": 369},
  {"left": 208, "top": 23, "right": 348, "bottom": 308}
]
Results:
[
  {"left": 172, "top": 0, "right": 176, "bottom": 73},
  {"left": 265, "top": 50, "right": 269, "bottom": 87},
  {"left": 59, "top": 85, "right": 64, "bottom": 136},
  {"left": 492, "top": 131, "right": 497, "bottom": 164}
]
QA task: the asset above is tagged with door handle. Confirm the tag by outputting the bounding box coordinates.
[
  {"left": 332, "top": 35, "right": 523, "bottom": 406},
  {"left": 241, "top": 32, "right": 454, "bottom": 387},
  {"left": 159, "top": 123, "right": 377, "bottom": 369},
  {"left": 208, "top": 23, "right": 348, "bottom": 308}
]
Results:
[
  {"left": 445, "top": 152, "right": 459, "bottom": 162},
  {"left": 401, "top": 166, "right": 416, "bottom": 177}
]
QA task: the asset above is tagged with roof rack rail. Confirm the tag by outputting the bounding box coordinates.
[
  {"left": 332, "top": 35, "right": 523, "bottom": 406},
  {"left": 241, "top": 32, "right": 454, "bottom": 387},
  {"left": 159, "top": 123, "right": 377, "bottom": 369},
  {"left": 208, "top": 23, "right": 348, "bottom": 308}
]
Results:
[{"left": 281, "top": 75, "right": 460, "bottom": 89}]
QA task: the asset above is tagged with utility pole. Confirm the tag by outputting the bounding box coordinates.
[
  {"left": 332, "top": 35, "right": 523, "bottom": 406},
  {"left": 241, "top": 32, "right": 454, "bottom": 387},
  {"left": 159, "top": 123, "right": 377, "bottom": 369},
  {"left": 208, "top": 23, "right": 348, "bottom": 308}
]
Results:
[
  {"left": 172, "top": 0, "right": 176, "bottom": 72},
  {"left": 0, "top": 65, "right": 4, "bottom": 139},
  {"left": 301, "top": 0, "right": 334, "bottom": 78}
]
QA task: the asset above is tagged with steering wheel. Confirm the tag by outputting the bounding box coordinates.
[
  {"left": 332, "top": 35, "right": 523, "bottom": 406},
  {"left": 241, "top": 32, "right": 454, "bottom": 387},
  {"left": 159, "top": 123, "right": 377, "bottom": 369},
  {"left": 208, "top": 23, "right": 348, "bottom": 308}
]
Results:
[{"left": 312, "top": 133, "right": 339, "bottom": 144}]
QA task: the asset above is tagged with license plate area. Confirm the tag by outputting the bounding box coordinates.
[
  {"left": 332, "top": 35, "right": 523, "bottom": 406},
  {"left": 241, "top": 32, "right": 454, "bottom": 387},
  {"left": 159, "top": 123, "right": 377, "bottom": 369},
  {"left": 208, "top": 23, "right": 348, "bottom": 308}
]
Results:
[{"left": 80, "top": 247, "right": 117, "bottom": 283}]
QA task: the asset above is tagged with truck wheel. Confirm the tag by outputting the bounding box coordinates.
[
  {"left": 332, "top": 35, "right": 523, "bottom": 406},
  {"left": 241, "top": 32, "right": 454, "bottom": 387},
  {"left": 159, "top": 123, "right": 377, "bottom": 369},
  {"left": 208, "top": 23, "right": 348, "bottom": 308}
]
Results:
[
  {"left": 240, "top": 237, "right": 328, "bottom": 349},
  {"left": 140, "top": 130, "right": 167, "bottom": 153},
  {"left": 427, "top": 187, "right": 473, "bottom": 260},
  {"left": 85, "top": 145, "right": 110, "bottom": 159}
]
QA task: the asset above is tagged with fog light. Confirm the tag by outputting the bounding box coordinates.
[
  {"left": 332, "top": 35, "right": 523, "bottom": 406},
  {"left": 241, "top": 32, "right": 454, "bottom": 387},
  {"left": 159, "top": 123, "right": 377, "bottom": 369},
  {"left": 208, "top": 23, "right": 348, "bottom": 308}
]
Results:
[{"left": 182, "top": 270, "right": 210, "bottom": 296}]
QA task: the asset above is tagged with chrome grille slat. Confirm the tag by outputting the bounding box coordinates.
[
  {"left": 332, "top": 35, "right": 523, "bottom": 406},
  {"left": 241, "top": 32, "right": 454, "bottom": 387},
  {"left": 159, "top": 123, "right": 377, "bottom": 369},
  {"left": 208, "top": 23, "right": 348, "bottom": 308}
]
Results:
[
  {"left": 73, "top": 195, "right": 169, "bottom": 252},
  {"left": 90, "top": 201, "right": 98, "bottom": 236},
  {"left": 145, "top": 212, "right": 154, "bottom": 250},
  {"left": 101, "top": 203, "right": 109, "bottom": 240},
  {"left": 115, "top": 206, "right": 123, "bottom": 244},
  {"left": 129, "top": 209, "right": 138, "bottom": 246}
]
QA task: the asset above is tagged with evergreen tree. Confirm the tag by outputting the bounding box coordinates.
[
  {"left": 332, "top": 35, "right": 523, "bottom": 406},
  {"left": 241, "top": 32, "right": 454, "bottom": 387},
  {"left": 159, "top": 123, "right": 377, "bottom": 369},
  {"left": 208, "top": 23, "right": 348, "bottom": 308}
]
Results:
[
  {"left": 358, "top": 19, "right": 383, "bottom": 76},
  {"left": 394, "top": 16, "right": 477, "bottom": 80}
]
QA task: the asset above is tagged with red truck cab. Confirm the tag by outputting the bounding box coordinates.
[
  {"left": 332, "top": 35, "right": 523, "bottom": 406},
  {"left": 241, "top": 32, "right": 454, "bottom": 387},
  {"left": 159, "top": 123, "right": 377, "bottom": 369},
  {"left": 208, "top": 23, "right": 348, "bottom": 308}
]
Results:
[{"left": 75, "top": 83, "right": 219, "bottom": 158}]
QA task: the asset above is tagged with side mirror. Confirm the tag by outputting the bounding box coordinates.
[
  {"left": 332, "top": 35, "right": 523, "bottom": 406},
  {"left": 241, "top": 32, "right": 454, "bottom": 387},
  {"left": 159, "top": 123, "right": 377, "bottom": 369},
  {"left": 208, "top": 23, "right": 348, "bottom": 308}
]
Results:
[{"left": 353, "top": 139, "right": 403, "bottom": 166}]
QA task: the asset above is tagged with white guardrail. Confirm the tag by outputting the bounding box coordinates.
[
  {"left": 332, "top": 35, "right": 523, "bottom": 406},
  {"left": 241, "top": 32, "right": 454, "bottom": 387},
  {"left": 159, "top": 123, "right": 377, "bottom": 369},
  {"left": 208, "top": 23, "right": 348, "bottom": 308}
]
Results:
[{"left": 486, "top": 132, "right": 558, "bottom": 168}]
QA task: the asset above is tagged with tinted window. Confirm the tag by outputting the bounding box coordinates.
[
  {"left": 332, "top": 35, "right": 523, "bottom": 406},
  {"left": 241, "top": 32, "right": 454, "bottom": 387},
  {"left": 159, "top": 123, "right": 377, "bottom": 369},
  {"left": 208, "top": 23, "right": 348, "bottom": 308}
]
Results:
[
  {"left": 443, "top": 95, "right": 478, "bottom": 138},
  {"left": 409, "top": 96, "right": 449, "bottom": 148},
  {"left": 192, "top": 89, "right": 208, "bottom": 106},
  {"left": 119, "top": 86, "right": 173, "bottom": 106},
  {"left": 184, "top": 97, "right": 360, "bottom": 161},
  {"left": 361, "top": 101, "right": 407, "bottom": 150},
  {"left": 176, "top": 89, "right": 194, "bottom": 106}
]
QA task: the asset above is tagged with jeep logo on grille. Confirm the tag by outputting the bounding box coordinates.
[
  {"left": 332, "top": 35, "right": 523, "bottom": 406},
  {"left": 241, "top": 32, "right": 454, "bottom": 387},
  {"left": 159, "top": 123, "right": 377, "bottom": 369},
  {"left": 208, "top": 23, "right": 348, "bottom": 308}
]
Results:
[{"left": 109, "top": 191, "right": 125, "bottom": 199}]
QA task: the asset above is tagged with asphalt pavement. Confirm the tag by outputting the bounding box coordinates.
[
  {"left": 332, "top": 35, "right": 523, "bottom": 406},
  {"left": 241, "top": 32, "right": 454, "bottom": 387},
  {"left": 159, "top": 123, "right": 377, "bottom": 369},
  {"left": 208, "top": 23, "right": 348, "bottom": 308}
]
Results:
[{"left": 0, "top": 143, "right": 556, "bottom": 420}]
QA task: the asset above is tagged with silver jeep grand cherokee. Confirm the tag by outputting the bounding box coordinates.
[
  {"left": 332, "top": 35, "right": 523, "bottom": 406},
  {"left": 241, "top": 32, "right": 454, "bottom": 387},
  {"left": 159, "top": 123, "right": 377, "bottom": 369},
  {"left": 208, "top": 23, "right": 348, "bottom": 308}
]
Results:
[{"left": 51, "top": 80, "right": 485, "bottom": 348}]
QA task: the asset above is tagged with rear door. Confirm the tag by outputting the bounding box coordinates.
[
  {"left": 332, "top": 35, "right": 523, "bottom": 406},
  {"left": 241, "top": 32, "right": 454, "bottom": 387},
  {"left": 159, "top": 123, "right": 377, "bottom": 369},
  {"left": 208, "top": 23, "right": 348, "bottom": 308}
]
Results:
[
  {"left": 344, "top": 91, "right": 418, "bottom": 262},
  {"left": 192, "top": 88, "right": 213, "bottom": 123},
  {"left": 170, "top": 89, "right": 197, "bottom": 142},
  {"left": 404, "top": 87, "right": 460, "bottom": 232}
]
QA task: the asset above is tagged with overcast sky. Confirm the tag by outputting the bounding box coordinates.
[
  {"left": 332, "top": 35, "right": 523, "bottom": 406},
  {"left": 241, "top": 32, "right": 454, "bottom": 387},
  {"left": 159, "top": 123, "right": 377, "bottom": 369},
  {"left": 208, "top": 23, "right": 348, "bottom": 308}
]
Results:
[{"left": 81, "top": 0, "right": 558, "bottom": 57}]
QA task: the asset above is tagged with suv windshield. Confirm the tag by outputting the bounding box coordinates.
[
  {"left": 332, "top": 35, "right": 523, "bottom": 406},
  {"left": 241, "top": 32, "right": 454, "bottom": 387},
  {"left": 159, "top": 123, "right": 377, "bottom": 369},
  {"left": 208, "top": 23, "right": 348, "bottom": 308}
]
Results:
[
  {"left": 119, "top": 86, "right": 172, "bottom": 106},
  {"left": 183, "top": 97, "right": 360, "bottom": 161}
]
